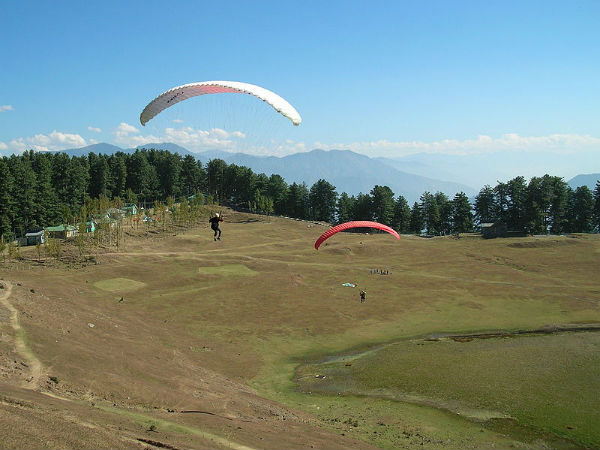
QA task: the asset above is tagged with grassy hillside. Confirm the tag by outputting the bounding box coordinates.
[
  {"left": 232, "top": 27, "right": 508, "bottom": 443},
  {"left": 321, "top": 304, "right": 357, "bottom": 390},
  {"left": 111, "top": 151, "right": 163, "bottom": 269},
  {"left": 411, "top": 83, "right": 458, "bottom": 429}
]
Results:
[{"left": 0, "top": 211, "right": 598, "bottom": 449}]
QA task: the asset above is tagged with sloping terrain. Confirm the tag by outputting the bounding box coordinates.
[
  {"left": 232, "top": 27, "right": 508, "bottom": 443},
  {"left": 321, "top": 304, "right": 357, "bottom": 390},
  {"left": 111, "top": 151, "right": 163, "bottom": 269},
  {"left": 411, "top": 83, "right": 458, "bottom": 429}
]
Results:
[{"left": 1, "top": 212, "right": 599, "bottom": 449}]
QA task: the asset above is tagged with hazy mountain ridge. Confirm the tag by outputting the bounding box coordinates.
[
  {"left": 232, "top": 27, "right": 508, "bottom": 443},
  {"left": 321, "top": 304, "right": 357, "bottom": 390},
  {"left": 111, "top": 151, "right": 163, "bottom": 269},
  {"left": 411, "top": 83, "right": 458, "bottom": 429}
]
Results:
[
  {"left": 194, "top": 148, "right": 476, "bottom": 202},
  {"left": 61, "top": 143, "right": 125, "bottom": 157},
  {"left": 568, "top": 173, "right": 600, "bottom": 190},
  {"left": 51, "top": 143, "right": 476, "bottom": 203},
  {"left": 377, "top": 150, "right": 600, "bottom": 189},
  {"left": 5, "top": 142, "right": 597, "bottom": 203}
]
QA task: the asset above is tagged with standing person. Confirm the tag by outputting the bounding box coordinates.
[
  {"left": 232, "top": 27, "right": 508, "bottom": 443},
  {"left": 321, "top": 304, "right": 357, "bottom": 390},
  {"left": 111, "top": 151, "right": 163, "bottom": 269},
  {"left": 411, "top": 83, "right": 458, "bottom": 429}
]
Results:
[
  {"left": 209, "top": 213, "right": 224, "bottom": 241},
  {"left": 360, "top": 290, "right": 366, "bottom": 303}
]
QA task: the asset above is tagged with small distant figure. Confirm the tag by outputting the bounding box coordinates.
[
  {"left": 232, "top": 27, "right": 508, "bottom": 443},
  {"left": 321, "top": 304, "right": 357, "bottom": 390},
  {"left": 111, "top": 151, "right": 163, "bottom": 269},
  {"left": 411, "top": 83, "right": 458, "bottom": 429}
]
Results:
[
  {"left": 209, "top": 213, "right": 224, "bottom": 241},
  {"left": 119, "top": 297, "right": 124, "bottom": 303},
  {"left": 360, "top": 290, "right": 366, "bottom": 303}
]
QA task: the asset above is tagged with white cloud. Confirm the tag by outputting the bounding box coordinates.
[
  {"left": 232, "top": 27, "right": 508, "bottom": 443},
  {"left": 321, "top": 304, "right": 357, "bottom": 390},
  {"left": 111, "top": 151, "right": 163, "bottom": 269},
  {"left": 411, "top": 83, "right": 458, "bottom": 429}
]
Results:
[
  {"left": 4, "top": 130, "right": 87, "bottom": 152},
  {"left": 0, "top": 105, "right": 14, "bottom": 112},
  {"left": 5, "top": 126, "right": 595, "bottom": 161},
  {"left": 172, "top": 119, "right": 184, "bottom": 123},
  {"left": 112, "top": 122, "right": 142, "bottom": 144},
  {"left": 314, "top": 133, "right": 600, "bottom": 157},
  {"left": 112, "top": 124, "right": 599, "bottom": 159},
  {"left": 115, "top": 122, "right": 139, "bottom": 134},
  {"left": 112, "top": 123, "right": 251, "bottom": 152}
]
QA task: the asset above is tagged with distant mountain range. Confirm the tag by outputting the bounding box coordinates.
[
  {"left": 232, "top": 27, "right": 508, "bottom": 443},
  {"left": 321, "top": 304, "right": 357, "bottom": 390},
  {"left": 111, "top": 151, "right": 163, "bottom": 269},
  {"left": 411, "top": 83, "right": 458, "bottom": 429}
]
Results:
[
  {"left": 4, "top": 142, "right": 598, "bottom": 203},
  {"left": 57, "top": 143, "right": 476, "bottom": 203},
  {"left": 376, "top": 150, "right": 600, "bottom": 190},
  {"left": 567, "top": 173, "right": 600, "bottom": 191},
  {"left": 204, "top": 148, "right": 480, "bottom": 203}
]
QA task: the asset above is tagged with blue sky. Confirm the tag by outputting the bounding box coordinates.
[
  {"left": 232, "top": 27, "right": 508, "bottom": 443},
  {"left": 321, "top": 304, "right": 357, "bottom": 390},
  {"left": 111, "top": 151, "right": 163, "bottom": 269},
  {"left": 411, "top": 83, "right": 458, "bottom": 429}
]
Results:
[{"left": 1, "top": 0, "right": 599, "bottom": 164}]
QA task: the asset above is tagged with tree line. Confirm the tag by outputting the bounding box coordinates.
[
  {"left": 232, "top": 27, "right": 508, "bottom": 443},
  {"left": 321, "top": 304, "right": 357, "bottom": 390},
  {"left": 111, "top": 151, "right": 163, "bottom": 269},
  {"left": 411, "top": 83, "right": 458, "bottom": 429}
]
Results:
[{"left": 0, "top": 149, "right": 599, "bottom": 240}]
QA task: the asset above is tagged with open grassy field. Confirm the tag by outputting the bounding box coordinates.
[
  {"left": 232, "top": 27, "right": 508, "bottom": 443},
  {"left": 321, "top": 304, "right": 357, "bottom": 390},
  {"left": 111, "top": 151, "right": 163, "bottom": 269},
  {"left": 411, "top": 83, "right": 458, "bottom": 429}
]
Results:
[
  {"left": 296, "top": 331, "right": 600, "bottom": 448},
  {"left": 1, "top": 210, "right": 599, "bottom": 449}
]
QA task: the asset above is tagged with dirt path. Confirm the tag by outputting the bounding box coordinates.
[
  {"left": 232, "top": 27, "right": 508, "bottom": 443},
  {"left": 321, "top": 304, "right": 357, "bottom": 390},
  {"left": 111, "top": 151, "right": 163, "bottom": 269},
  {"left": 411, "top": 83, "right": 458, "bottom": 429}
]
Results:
[
  {"left": 0, "top": 279, "right": 261, "bottom": 450},
  {"left": 0, "top": 280, "right": 45, "bottom": 389}
]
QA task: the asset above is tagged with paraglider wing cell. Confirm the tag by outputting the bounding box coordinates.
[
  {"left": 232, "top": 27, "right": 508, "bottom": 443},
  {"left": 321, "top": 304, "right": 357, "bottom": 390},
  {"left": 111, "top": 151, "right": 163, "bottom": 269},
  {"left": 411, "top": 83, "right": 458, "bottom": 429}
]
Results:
[
  {"left": 314, "top": 221, "right": 400, "bottom": 250},
  {"left": 140, "top": 81, "right": 302, "bottom": 126}
]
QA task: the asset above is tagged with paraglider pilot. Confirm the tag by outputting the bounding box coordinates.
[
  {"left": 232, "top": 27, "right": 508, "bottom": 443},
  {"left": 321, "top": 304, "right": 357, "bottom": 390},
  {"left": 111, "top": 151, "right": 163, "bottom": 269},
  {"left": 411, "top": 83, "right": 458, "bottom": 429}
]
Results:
[
  {"left": 360, "top": 290, "right": 366, "bottom": 303},
  {"left": 209, "top": 213, "right": 224, "bottom": 241}
]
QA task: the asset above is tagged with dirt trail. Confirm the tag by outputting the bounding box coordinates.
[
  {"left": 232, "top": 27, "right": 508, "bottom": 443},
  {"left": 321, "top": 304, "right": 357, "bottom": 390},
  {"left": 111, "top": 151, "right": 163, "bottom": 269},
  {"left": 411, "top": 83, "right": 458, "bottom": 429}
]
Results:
[
  {"left": 0, "top": 279, "right": 261, "bottom": 450},
  {"left": 0, "top": 280, "right": 45, "bottom": 389}
]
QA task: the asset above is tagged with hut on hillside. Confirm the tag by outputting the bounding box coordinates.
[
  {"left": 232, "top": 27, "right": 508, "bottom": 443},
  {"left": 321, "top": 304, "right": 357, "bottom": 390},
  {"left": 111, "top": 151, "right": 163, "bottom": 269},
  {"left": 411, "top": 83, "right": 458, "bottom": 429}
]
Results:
[
  {"left": 24, "top": 229, "right": 46, "bottom": 245},
  {"left": 481, "top": 222, "right": 507, "bottom": 239},
  {"left": 45, "top": 225, "right": 77, "bottom": 239},
  {"left": 18, "top": 228, "right": 45, "bottom": 246}
]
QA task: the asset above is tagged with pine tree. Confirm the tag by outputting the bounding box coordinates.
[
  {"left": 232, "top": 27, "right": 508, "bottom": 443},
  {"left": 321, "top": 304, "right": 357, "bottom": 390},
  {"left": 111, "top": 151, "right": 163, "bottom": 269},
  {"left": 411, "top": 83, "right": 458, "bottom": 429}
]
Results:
[
  {"left": 409, "top": 202, "right": 423, "bottom": 234},
  {"left": 156, "top": 151, "right": 182, "bottom": 199},
  {"left": 285, "top": 182, "right": 310, "bottom": 219},
  {"left": 126, "top": 151, "right": 153, "bottom": 205},
  {"left": 0, "top": 158, "right": 14, "bottom": 238},
  {"left": 51, "top": 152, "right": 71, "bottom": 202},
  {"left": 336, "top": 193, "right": 355, "bottom": 224},
  {"left": 593, "top": 181, "right": 600, "bottom": 232},
  {"left": 420, "top": 192, "right": 439, "bottom": 235},
  {"left": 89, "top": 153, "right": 110, "bottom": 198},
  {"left": 566, "top": 186, "right": 594, "bottom": 232},
  {"left": 392, "top": 195, "right": 411, "bottom": 233},
  {"left": 370, "top": 185, "right": 395, "bottom": 226},
  {"left": 32, "top": 152, "right": 59, "bottom": 227},
  {"left": 9, "top": 154, "right": 38, "bottom": 235},
  {"left": 205, "top": 158, "right": 228, "bottom": 203},
  {"left": 267, "top": 174, "right": 288, "bottom": 215},
  {"left": 109, "top": 153, "right": 128, "bottom": 199},
  {"left": 181, "top": 155, "right": 203, "bottom": 197},
  {"left": 474, "top": 185, "right": 497, "bottom": 225},
  {"left": 505, "top": 176, "right": 527, "bottom": 232},
  {"left": 452, "top": 192, "right": 473, "bottom": 233},
  {"left": 435, "top": 192, "right": 452, "bottom": 235},
  {"left": 548, "top": 176, "right": 569, "bottom": 234},
  {"left": 309, "top": 179, "right": 338, "bottom": 222},
  {"left": 493, "top": 182, "right": 509, "bottom": 225},
  {"left": 352, "top": 193, "right": 373, "bottom": 221},
  {"left": 68, "top": 156, "right": 90, "bottom": 210}
]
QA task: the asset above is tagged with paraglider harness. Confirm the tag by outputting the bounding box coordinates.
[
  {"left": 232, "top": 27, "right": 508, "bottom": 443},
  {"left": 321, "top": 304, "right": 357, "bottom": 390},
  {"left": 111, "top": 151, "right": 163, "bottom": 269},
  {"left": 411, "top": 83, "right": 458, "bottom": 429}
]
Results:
[{"left": 209, "top": 214, "right": 223, "bottom": 239}]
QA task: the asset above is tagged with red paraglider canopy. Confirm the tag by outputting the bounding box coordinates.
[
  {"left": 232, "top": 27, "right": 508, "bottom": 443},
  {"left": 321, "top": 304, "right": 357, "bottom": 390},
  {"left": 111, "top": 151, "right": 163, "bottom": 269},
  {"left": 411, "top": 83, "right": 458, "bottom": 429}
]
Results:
[{"left": 314, "top": 221, "right": 400, "bottom": 250}]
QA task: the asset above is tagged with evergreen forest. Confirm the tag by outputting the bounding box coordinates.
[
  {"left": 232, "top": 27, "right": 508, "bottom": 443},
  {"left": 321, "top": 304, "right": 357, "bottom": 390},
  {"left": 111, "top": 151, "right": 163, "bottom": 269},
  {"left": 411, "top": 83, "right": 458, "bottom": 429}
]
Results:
[{"left": 0, "top": 149, "right": 599, "bottom": 240}]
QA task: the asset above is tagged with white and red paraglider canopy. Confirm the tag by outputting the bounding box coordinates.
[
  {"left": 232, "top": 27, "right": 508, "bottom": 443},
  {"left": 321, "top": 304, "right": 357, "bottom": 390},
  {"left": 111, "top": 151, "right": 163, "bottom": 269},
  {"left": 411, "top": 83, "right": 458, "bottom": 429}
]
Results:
[{"left": 140, "top": 81, "right": 302, "bottom": 127}]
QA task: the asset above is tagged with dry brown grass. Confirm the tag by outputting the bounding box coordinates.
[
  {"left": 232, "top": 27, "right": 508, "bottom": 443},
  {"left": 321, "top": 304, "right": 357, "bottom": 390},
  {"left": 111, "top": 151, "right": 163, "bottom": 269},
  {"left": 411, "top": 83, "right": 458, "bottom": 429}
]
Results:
[{"left": 0, "top": 211, "right": 598, "bottom": 449}]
